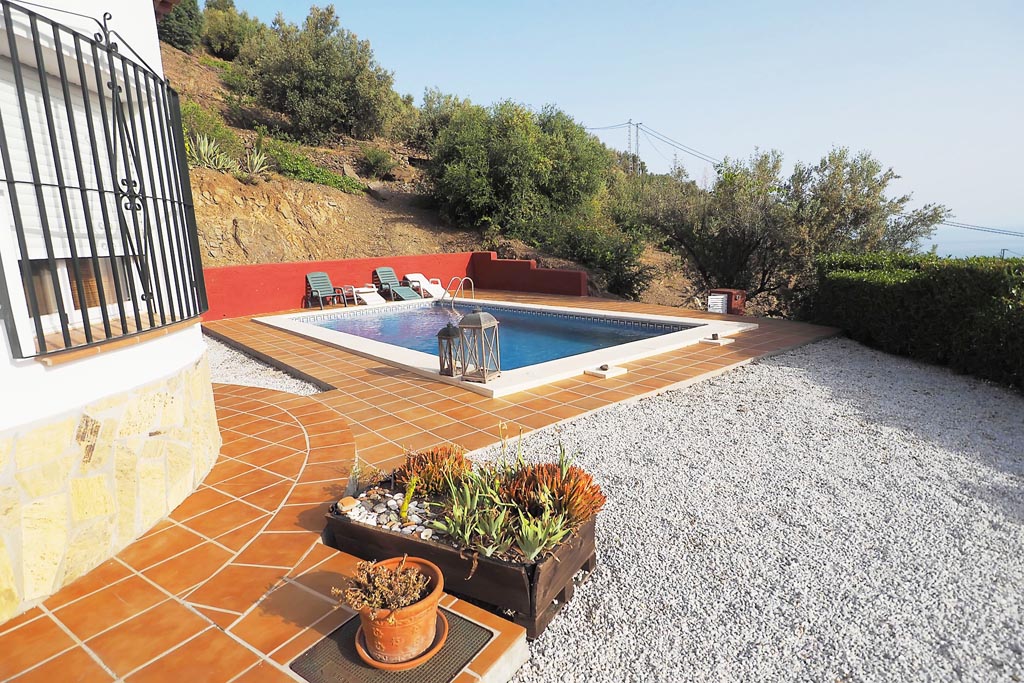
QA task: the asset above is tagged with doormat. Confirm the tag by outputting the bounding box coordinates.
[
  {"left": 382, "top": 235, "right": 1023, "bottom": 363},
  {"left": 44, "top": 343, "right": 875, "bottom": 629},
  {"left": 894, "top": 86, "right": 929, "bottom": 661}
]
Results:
[{"left": 289, "top": 608, "right": 493, "bottom": 683}]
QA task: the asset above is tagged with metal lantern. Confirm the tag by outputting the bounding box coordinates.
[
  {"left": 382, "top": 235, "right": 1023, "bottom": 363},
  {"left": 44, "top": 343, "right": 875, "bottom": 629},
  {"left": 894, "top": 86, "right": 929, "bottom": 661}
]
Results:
[
  {"left": 458, "top": 307, "right": 501, "bottom": 383},
  {"left": 436, "top": 323, "right": 462, "bottom": 377}
]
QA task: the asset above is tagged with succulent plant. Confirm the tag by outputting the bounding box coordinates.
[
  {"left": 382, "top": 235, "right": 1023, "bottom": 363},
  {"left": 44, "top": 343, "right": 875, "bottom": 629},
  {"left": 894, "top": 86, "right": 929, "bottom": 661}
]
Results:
[{"left": 394, "top": 444, "right": 472, "bottom": 496}]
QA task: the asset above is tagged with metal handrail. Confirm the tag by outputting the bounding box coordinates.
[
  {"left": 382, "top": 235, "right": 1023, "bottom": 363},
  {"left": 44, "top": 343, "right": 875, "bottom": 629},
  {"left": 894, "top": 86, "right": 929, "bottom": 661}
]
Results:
[{"left": 444, "top": 276, "right": 475, "bottom": 310}]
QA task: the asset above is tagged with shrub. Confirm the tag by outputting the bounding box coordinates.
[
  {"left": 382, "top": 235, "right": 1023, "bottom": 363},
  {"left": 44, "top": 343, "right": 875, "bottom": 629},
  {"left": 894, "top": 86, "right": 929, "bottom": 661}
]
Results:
[
  {"left": 201, "top": 6, "right": 262, "bottom": 61},
  {"left": 361, "top": 145, "right": 397, "bottom": 179},
  {"left": 179, "top": 100, "right": 241, "bottom": 157},
  {"left": 811, "top": 253, "right": 1024, "bottom": 389},
  {"left": 236, "top": 6, "right": 398, "bottom": 141},
  {"left": 158, "top": 0, "right": 202, "bottom": 53},
  {"left": 263, "top": 138, "right": 365, "bottom": 193}
]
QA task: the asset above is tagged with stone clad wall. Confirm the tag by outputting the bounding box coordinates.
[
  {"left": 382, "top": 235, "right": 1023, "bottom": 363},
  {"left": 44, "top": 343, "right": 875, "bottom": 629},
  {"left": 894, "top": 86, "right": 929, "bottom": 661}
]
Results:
[{"left": 0, "top": 356, "right": 222, "bottom": 622}]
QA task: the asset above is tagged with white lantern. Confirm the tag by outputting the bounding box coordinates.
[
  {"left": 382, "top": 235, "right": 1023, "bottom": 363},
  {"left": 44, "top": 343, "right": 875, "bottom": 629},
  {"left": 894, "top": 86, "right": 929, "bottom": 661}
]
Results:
[{"left": 458, "top": 307, "right": 500, "bottom": 383}]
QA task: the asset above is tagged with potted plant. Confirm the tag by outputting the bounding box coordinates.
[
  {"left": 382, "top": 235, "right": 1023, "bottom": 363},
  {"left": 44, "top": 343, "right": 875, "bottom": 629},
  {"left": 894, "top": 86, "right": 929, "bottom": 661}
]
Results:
[{"left": 335, "top": 554, "right": 447, "bottom": 670}]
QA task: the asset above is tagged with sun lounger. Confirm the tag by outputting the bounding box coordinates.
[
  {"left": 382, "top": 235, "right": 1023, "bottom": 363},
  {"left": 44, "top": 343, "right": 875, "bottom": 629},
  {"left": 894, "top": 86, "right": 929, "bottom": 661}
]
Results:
[
  {"left": 351, "top": 285, "right": 386, "bottom": 306},
  {"left": 305, "top": 271, "right": 346, "bottom": 309},
  {"left": 372, "top": 267, "right": 421, "bottom": 301},
  {"left": 402, "top": 272, "right": 447, "bottom": 299}
]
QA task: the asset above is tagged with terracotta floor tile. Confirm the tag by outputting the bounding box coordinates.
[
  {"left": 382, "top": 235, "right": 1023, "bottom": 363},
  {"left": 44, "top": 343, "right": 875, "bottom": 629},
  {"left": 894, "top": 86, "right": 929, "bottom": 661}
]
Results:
[
  {"left": 204, "top": 458, "right": 257, "bottom": 485},
  {"left": 261, "top": 453, "right": 307, "bottom": 479},
  {"left": 297, "top": 461, "right": 352, "bottom": 484},
  {"left": 234, "top": 661, "right": 298, "bottom": 683},
  {"left": 215, "top": 516, "right": 270, "bottom": 551},
  {"left": 306, "top": 445, "right": 354, "bottom": 464},
  {"left": 194, "top": 605, "right": 239, "bottom": 630},
  {"left": 516, "top": 412, "right": 561, "bottom": 430},
  {"left": 86, "top": 600, "right": 208, "bottom": 677},
  {"left": 290, "top": 552, "right": 362, "bottom": 599},
  {"left": 183, "top": 499, "right": 267, "bottom": 539},
  {"left": 266, "top": 502, "right": 333, "bottom": 533},
  {"left": 376, "top": 422, "right": 421, "bottom": 442},
  {"left": 186, "top": 563, "right": 287, "bottom": 613},
  {"left": 249, "top": 423, "right": 304, "bottom": 446},
  {"left": 429, "top": 421, "right": 479, "bottom": 441},
  {"left": 233, "top": 532, "right": 318, "bottom": 569},
  {"left": 142, "top": 542, "right": 234, "bottom": 596},
  {"left": 287, "top": 542, "right": 338, "bottom": 577},
  {"left": 43, "top": 559, "right": 132, "bottom": 610},
  {"left": 240, "top": 481, "right": 292, "bottom": 513},
  {"left": 214, "top": 469, "right": 287, "bottom": 498},
  {"left": 117, "top": 524, "right": 206, "bottom": 571},
  {"left": 0, "top": 615, "right": 75, "bottom": 679},
  {"left": 219, "top": 436, "right": 272, "bottom": 459},
  {"left": 228, "top": 581, "right": 336, "bottom": 655},
  {"left": 234, "top": 443, "right": 304, "bottom": 468},
  {"left": 9, "top": 645, "right": 113, "bottom": 683},
  {"left": 268, "top": 606, "right": 353, "bottom": 665},
  {"left": 126, "top": 628, "right": 258, "bottom": 683},
  {"left": 168, "top": 486, "right": 235, "bottom": 522},
  {"left": 285, "top": 480, "right": 348, "bottom": 506},
  {"left": 393, "top": 431, "right": 444, "bottom": 453},
  {"left": 455, "top": 430, "right": 502, "bottom": 452},
  {"left": 355, "top": 441, "right": 405, "bottom": 466},
  {"left": 54, "top": 576, "right": 166, "bottom": 641},
  {"left": 0, "top": 607, "right": 43, "bottom": 636}
]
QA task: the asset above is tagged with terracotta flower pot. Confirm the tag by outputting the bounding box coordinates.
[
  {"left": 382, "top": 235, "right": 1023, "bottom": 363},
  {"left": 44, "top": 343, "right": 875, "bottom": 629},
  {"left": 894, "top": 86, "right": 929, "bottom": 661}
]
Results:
[{"left": 356, "top": 557, "right": 444, "bottom": 667}]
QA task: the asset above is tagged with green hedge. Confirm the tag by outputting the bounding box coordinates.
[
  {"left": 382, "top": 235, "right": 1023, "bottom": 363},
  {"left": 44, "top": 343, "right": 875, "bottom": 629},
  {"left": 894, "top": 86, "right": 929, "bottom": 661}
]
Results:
[{"left": 811, "top": 253, "right": 1024, "bottom": 389}]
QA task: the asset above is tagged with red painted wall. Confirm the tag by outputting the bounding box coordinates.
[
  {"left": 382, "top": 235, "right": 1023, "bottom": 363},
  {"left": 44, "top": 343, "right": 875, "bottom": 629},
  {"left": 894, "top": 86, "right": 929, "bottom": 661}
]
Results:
[
  {"left": 470, "top": 252, "right": 588, "bottom": 297},
  {"left": 203, "top": 252, "right": 474, "bottom": 320},
  {"left": 202, "top": 251, "right": 588, "bottom": 320}
]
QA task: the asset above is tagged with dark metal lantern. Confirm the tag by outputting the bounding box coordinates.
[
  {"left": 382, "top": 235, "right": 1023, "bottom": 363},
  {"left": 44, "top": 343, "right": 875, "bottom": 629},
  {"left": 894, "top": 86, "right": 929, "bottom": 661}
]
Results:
[
  {"left": 458, "top": 307, "right": 501, "bottom": 383},
  {"left": 436, "top": 323, "right": 462, "bottom": 377}
]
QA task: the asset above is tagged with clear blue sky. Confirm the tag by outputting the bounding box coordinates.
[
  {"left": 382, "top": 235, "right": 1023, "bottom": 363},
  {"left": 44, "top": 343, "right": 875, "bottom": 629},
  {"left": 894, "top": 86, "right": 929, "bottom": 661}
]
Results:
[{"left": 234, "top": 0, "right": 1024, "bottom": 257}]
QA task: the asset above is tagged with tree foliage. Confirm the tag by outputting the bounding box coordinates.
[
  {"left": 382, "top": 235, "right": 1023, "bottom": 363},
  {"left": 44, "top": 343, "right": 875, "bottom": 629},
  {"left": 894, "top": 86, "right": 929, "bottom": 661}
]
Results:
[
  {"left": 428, "top": 102, "right": 652, "bottom": 297},
  {"left": 202, "top": 0, "right": 263, "bottom": 61},
  {"left": 236, "top": 5, "right": 398, "bottom": 141},
  {"left": 632, "top": 148, "right": 949, "bottom": 311},
  {"left": 158, "top": 0, "right": 203, "bottom": 53}
]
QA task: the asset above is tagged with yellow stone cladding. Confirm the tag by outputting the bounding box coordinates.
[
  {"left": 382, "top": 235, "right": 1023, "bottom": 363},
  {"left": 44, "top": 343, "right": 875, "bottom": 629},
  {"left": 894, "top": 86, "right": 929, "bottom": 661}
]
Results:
[{"left": 0, "top": 355, "right": 221, "bottom": 623}]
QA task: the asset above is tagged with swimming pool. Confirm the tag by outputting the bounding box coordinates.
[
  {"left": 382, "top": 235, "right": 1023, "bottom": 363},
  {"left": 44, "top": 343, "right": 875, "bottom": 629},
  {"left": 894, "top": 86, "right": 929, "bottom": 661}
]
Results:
[
  {"left": 308, "top": 302, "right": 696, "bottom": 370},
  {"left": 257, "top": 299, "right": 758, "bottom": 397}
]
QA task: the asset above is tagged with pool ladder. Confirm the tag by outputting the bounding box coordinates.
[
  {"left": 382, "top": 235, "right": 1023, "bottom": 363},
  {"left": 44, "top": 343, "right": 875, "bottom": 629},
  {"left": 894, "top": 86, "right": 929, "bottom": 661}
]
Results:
[{"left": 444, "top": 277, "right": 475, "bottom": 310}]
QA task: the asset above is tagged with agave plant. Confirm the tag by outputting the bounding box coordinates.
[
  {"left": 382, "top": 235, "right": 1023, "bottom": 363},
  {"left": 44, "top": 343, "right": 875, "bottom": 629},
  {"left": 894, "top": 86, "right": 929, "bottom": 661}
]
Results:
[
  {"left": 514, "top": 510, "right": 570, "bottom": 562},
  {"left": 240, "top": 147, "right": 271, "bottom": 180},
  {"left": 187, "top": 133, "right": 238, "bottom": 172}
]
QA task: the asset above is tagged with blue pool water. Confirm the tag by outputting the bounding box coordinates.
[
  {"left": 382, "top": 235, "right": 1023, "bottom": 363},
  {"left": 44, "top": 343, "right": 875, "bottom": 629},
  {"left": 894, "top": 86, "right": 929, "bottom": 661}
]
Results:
[{"left": 308, "top": 302, "right": 696, "bottom": 370}]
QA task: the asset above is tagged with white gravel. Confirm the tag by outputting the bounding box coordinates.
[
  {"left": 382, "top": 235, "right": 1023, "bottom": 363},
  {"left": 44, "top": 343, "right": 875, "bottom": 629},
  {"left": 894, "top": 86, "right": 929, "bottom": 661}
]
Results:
[
  {"left": 473, "top": 337, "right": 1024, "bottom": 683},
  {"left": 204, "top": 336, "right": 321, "bottom": 395}
]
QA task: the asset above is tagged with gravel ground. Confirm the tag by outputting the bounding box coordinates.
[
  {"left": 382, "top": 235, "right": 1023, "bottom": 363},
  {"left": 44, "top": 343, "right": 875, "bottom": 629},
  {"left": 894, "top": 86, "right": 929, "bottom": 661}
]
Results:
[
  {"left": 204, "top": 337, "right": 321, "bottom": 395},
  {"left": 471, "top": 337, "right": 1024, "bottom": 683}
]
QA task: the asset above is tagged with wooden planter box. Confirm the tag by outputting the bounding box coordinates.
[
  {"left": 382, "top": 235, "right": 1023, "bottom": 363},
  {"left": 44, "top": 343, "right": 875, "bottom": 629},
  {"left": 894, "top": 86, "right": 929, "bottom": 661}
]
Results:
[{"left": 323, "top": 512, "right": 597, "bottom": 639}]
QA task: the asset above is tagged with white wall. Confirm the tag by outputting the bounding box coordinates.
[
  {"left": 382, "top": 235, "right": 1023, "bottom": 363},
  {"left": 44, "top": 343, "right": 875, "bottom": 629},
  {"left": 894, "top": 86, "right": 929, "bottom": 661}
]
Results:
[
  {"left": 28, "top": 0, "right": 164, "bottom": 77},
  {"left": 0, "top": 323, "right": 207, "bottom": 432}
]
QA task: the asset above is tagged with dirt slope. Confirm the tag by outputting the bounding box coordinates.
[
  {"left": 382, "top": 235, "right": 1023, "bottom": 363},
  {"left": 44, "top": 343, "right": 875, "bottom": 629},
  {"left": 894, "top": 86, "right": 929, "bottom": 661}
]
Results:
[{"left": 163, "top": 43, "right": 692, "bottom": 306}]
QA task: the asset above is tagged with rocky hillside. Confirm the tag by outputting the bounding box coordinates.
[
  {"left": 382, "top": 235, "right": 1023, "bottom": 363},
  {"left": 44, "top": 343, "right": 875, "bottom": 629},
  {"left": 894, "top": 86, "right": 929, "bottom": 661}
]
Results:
[{"left": 163, "top": 43, "right": 694, "bottom": 306}]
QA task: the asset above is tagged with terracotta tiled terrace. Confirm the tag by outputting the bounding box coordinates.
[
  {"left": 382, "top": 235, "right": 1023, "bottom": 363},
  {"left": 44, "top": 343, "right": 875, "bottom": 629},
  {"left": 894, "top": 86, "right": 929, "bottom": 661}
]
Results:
[
  {"left": 203, "top": 290, "right": 835, "bottom": 473},
  {"left": 0, "top": 291, "right": 833, "bottom": 682}
]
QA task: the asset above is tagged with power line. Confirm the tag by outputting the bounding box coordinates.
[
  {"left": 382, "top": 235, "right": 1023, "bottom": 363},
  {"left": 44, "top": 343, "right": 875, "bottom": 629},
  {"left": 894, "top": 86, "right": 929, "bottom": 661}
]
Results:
[
  {"left": 585, "top": 122, "right": 631, "bottom": 131},
  {"left": 639, "top": 124, "right": 721, "bottom": 165},
  {"left": 940, "top": 221, "right": 1024, "bottom": 239},
  {"left": 639, "top": 128, "right": 673, "bottom": 164}
]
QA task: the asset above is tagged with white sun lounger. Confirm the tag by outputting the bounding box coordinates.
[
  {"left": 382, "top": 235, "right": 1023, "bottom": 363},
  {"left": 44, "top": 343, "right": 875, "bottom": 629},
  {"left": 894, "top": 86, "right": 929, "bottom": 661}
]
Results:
[
  {"left": 349, "top": 285, "right": 386, "bottom": 306},
  {"left": 402, "top": 273, "right": 448, "bottom": 299}
]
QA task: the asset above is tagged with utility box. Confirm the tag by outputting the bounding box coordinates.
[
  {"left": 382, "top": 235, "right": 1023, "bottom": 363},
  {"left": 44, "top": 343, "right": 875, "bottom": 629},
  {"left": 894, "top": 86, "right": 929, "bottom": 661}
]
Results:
[{"left": 709, "top": 288, "right": 747, "bottom": 315}]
